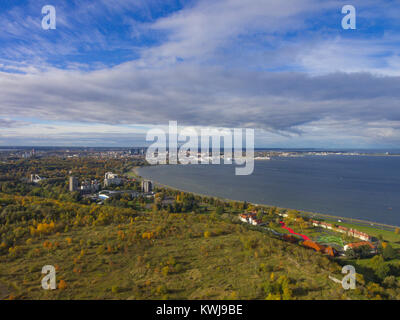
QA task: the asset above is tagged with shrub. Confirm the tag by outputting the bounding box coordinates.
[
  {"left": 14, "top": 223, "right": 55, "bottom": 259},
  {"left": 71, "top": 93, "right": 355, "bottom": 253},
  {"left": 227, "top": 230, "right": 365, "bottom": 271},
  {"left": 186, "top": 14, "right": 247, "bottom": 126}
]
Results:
[
  {"left": 383, "top": 244, "right": 397, "bottom": 260},
  {"left": 111, "top": 286, "right": 120, "bottom": 294},
  {"left": 8, "top": 246, "right": 22, "bottom": 257},
  {"left": 156, "top": 285, "right": 168, "bottom": 295},
  {"left": 58, "top": 280, "right": 67, "bottom": 290},
  {"left": 383, "top": 276, "right": 397, "bottom": 288},
  {"left": 161, "top": 266, "right": 169, "bottom": 276}
]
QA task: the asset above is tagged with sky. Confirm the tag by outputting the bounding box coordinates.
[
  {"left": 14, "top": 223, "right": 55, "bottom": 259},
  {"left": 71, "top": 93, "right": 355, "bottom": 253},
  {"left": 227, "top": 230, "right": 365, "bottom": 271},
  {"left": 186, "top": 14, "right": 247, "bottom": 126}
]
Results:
[{"left": 1, "top": 0, "right": 400, "bottom": 147}]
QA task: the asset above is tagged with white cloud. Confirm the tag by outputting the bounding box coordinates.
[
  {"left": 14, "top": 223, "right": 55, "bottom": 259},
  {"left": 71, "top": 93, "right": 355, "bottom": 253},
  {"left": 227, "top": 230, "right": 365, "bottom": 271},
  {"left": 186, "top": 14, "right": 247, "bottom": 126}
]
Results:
[{"left": 1, "top": 0, "right": 400, "bottom": 147}]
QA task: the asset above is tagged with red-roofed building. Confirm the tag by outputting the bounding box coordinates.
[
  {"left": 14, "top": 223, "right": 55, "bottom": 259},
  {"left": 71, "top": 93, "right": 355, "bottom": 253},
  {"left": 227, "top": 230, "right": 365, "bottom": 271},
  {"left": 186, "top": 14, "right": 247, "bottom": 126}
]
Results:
[
  {"left": 348, "top": 229, "right": 372, "bottom": 241},
  {"left": 251, "top": 218, "right": 263, "bottom": 226},
  {"left": 344, "top": 242, "right": 376, "bottom": 253}
]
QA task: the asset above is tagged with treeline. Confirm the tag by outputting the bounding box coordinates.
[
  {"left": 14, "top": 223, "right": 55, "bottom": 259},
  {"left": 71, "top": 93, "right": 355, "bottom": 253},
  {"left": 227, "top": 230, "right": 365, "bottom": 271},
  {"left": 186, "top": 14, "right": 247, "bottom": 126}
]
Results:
[
  {"left": 0, "top": 194, "right": 137, "bottom": 252},
  {"left": 0, "top": 157, "right": 137, "bottom": 181},
  {"left": 0, "top": 157, "right": 145, "bottom": 203}
]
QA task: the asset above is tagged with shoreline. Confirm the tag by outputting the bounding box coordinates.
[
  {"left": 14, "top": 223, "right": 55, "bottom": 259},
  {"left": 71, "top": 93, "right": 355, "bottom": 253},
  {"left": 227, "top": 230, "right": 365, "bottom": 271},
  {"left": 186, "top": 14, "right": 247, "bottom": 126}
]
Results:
[{"left": 134, "top": 166, "right": 400, "bottom": 231}]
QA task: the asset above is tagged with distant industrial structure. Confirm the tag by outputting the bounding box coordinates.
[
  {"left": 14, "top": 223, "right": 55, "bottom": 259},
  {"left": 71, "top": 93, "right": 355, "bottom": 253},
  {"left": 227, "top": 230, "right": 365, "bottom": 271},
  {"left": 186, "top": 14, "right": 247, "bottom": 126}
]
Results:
[
  {"left": 104, "top": 172, "right": 123, "bottom": 187},
  {"left": 141, "top": 180, "right": 153, "bottom": 193}
]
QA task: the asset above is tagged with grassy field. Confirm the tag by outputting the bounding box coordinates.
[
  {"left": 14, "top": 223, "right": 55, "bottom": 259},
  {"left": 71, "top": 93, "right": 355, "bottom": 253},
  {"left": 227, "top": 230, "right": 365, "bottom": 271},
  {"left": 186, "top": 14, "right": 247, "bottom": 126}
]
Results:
[
  {"left": 1, "top": 206, "right": 362, "bottom": 300},
  {"left": 1, "top": 187, "right": 400, "bottom": 300}
]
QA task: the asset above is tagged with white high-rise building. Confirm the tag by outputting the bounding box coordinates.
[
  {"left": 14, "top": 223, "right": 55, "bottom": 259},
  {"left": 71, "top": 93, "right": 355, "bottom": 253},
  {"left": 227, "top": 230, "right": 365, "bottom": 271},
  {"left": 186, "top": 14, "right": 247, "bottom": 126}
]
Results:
[
  {"left": 141, "top": 180, "right": 153, "bottom": 193},
  {"left": 69, "top": 176, "right": 78, "bottom": 192}
]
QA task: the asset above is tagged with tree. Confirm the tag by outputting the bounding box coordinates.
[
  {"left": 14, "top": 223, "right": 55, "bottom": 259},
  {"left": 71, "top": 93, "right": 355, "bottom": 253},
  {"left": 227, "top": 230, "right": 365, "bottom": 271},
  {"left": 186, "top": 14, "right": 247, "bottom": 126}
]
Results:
[
  {"left": 383, "top": 276, "right": 397, "bottom": 288},
  {"left": 268, "top": 207, "right": 277, "bottom": 216},
  {"left": 346, "top": 245, "right": 373, "bottom": 259},
  {"left": 383, "top": 244, "right": 397, "bottom": 261},
  {"left": 111, "top": 285, "right": 120, "bottom": 293},
  {"left": 162, "top": 266, "right": 169, "bottom": 276},
  {"left": 369, "top": 255, "right": 390, "bottom": 280},
  {"left": 263, "top": 275, "right": 292, "bottom": 300}
]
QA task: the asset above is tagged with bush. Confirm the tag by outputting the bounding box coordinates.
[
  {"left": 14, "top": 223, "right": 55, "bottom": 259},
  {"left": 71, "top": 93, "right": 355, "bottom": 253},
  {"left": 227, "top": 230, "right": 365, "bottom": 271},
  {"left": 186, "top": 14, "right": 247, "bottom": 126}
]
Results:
[
  {"left": 369, "top": 255, "right": 390, "bottom": 280},
  {"left": 161, "top": 266, "right": 169, "bottom": 276},
  {"left": 383, "top": 276, "right": 397, "bottom": 288},
  {"left": 156, "top": 285, "right": 168, "bottom": 295},
  {"left": 111, "top": 286, "right": 120, "bottom": 294},
  {"left": 58, "top": 280, "right": 67, "bottom": 290},
  {"left": 383, "top": 244, "right": 397, "bottom": 260}
]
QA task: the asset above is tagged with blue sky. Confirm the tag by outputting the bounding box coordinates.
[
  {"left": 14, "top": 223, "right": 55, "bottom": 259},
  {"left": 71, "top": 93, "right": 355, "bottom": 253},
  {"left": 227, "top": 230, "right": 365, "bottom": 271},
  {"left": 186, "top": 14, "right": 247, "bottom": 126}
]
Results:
[{"left": 1, "top": 0, "right": 400, "bottom": 147}]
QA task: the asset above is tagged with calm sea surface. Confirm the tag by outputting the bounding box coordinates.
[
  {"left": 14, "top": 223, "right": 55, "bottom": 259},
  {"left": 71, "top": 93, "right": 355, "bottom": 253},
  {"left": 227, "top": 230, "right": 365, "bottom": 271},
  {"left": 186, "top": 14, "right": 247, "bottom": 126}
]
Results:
[{"left": 138, "top": 156, "right": 400, "bottom": 226}]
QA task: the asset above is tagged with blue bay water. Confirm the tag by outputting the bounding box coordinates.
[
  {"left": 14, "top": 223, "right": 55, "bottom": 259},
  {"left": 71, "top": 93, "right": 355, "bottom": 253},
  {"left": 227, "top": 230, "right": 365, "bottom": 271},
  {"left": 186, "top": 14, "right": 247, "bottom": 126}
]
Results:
[{"left": 138, "top": 155, "right": 400, "bottom": 226}]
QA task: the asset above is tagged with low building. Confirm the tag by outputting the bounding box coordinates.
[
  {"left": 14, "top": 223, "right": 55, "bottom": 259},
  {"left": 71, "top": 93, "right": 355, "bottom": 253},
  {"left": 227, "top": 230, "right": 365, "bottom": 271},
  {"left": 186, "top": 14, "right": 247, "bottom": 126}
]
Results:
[
  {"left": 336, "top": 225, "right": 348, "bottom": 234},
  {"left": 344, "top": 241, "right": 376, "bottom": 253},
  {"left": 98, "top": 193, "right": 110, "bottom": 200},
  {"left": 98, "top": 189, "right": 139, "bottom": 200},
  {"left": 238, "top": 212, "right": 257, "bottom": 224},
  {"left": 251, "top": 218, "right": 263, "bottom": 226},
  {"left": 104, "top": 172, "right": 122, "bottom": 187},
  {"left": 312, "top": 220, "right": 372, "bottom": 242},
  {"left": 312, "top": 220, "right": 333, "bottom": 230},
  {"left": 247, "top": 213, "right": 257, "bottom": 223},
  {"left": 320, "top": 222, "right": 333, "bottom": 230},
  {"left": 312, "top": 220, "right": 320, "bottom": 227},
  {"left": 348, "top": 229, "right": 372, "bottom": 241},
  {"left": 80, "top": 180, "right": 101, "bottom": 194}
]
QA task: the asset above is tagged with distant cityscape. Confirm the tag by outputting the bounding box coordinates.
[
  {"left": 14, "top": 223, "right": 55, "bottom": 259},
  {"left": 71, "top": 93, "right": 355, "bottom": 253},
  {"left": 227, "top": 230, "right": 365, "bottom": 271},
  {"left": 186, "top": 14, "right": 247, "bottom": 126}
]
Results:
[{"left": 1, "top": 146, "right": 399, "bottom": 163}]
